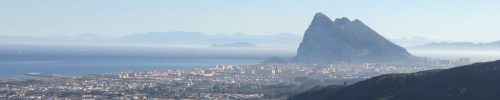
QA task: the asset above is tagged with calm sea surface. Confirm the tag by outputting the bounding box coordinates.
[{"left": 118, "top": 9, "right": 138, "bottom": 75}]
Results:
[
  {"left": 0, "top": 44, "right": 294, "bottom": 78},
  {"left": 0, "top": 58, "right": 262, "bottom": 78},
  {"left": 1, "top": 44, "right": 499, "bottom": 78}
]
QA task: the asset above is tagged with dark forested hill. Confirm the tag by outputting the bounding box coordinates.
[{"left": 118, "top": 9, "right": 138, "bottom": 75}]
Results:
[{"left": 289, "top": 60, "right": 500, "bottom": 100}]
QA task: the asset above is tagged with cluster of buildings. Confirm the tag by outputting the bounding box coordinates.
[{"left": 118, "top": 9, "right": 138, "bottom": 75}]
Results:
[
  {"left": 421, "top": 57, "right": 471, "bottom": 66},
  {"left": 1, "top": 62, "right": 454, "bottom": 99}
]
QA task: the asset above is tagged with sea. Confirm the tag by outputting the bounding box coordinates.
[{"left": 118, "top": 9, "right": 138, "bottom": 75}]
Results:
[
  {"left": 1, "top": 43, "right": 500, "bottom": 79},
  {"left": 0, "top": 59, "right": 263, "bottom": 78},
  {"left": 0, "top": 43, "right": 294, "bottom": 78}
]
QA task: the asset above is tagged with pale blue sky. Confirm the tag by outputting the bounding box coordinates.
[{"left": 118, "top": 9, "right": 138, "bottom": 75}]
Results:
[{"left": 1, "top": 0, "right": 499, "bottom": 42}]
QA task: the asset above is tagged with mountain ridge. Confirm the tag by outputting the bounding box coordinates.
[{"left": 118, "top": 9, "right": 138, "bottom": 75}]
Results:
[
  {"left": 412, "top": 41, "right": 500, "bottom": 49},
  {"left": 0, "top": 32, "right": 302, "bottom": 48},
  {"left": 289, "top": 60, "right": 500, "bottom": 100},
  {"left": 291, "top": 13, "right": 418, "bottom": 64}
]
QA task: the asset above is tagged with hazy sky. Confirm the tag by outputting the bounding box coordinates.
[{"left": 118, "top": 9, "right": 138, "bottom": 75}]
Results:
[{"left": 1, "top": 0, "right": 499, "bottom": 42}]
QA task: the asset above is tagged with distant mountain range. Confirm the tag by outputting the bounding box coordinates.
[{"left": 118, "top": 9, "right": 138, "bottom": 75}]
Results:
[
  {"left": 412, "top": 41, "right": 500, "bottom": 49},
  {"left": 289, "top": 60, "right": 500, "bottom": 100},
  {"left": 209, "top": 42, "right": 257, "bottom": 48},
  {"left": 388, "top": 36, "right": 436, "bottom": 47},
  {"left": 1, "top": 31, "right": 498, "bottom": 49},
  {"left": 0, "top": 32, "right": 302, "bottom": 48},
  {"left": 291, "top": 12, "right": 418, "bottom": 64}
]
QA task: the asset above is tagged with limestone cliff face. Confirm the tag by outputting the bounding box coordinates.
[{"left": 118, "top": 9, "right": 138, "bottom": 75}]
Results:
[{"left": 291, "top": 13, "right": 417, "bottom": 64}]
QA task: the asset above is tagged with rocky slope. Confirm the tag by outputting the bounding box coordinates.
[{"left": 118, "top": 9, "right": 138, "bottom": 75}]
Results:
[{"left": 291, "top": 13, "right": 417, "bottom": 64}]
